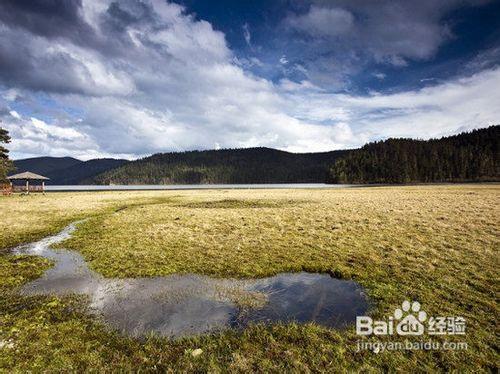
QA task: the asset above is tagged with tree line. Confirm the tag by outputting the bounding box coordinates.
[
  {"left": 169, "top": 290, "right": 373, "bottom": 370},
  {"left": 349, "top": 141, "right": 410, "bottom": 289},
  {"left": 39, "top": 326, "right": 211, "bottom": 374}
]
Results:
[
  {"left": 2, "top": 125, "right": 499, "bottom": 185},
  {"left": 330, "top": 125, "right": 499, "bottom": 183},
  {"left": 90, "top": 148, "right": 348, "bottom": 185}
]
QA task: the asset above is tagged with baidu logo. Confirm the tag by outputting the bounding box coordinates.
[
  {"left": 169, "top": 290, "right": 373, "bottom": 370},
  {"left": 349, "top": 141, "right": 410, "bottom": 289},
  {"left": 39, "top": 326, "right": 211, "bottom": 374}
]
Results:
[
  {"left": 356, "top": 300, "right": 465, "bottom": 336},
  {"left": 394, "top": 300, "right": 427, "bottom": 335}
]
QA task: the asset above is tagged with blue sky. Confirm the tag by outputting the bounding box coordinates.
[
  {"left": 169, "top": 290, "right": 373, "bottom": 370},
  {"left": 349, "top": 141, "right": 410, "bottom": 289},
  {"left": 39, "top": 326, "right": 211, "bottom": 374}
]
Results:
[
  {"left": 0, "top": 0, "right": 499, "bottom": 160},
  {"left": 182, "top": 0, "right": 500, "bottom": 93}
]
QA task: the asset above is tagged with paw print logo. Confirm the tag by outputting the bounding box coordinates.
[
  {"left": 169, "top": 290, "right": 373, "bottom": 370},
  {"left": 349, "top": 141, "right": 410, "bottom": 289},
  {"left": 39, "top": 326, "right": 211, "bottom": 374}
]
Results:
[{"left": 394, "top": 301, "right": 427, "bottom": 336}]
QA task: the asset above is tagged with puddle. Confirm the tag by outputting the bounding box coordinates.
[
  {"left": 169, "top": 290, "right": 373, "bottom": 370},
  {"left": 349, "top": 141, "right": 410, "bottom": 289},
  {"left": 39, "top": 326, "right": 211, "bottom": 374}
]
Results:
[{"left": 13, "top": 223, "right": 368, "bottom": 338}]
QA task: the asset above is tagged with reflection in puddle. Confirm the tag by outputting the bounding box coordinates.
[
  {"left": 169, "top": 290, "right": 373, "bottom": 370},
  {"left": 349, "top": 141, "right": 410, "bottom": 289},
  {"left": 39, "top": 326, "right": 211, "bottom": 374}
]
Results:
[{"left": 13, "top": 223, "right": 368, "bottom": 338}]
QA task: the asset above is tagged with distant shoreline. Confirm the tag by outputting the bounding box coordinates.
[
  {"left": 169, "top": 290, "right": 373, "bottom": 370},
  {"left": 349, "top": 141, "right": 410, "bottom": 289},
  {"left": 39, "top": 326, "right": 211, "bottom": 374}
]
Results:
[
  {"left": 41, "top": 182, "right": 499, "bottom": 192},
  {"left": 45, "top": 183, "right": 346, "bottom": 191}
]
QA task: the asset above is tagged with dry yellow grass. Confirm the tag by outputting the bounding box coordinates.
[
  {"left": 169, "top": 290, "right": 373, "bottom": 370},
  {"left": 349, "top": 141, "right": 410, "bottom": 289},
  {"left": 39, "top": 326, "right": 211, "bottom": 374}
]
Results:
[
  {"left": 1, "top": 185, "right": 499, "bottom": 371},
  {"left": 62, "top": 186, "right": 498, "bottom": 281},
  {"left": 0, "top": 191, "right": 173, "bottom": 250}
]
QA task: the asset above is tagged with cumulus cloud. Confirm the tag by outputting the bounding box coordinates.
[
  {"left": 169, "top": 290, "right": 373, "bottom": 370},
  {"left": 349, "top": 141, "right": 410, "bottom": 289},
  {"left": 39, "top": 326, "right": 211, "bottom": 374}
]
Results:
[
  {"left": 1, "top": 109, "right": 98, "bottom": 159},
  {"left": 1, "top": 0, "right": 359, "bottom": 158},
  {"left": 0, "top": 23, "right": 135, "bottom": 96},
  {"left": 0, "top": 0, "right": 497, "bottom": 160},
  {"left": 0, "top": 0, "right": 98, "bottom": 46}
]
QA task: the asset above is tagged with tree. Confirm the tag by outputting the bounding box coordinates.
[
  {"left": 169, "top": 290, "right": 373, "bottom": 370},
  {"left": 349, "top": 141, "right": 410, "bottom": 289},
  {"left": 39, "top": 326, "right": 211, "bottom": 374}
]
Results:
[
  {"left": 0, "top": 125, "right": 13, "bottom": 182},
  {"left": 330, "top": 125, "right": 499, "bottom": 184}
]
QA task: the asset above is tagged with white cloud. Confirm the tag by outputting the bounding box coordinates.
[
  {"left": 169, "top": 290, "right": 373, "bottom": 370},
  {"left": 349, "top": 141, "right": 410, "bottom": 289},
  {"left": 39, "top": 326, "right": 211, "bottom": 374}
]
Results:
[
  {"left": 294, "top": 67, "right": 500, "bottom": 141},
  {"left": 279, "top": 79, "right": 320, "bottom": 92},
  {"left": 9, "top": 110, "right": 20, "bottom": 119},
  {"left": 243, "top": 23, "right": 251, "bottom": 47},
  {"left": 0, "top": 0, "right": 498, "bottom": 161},
  {"left": 285, "top": 6, "right": 354, "bottom": 37},
  {"left": 1, "top": 111, "right": 99, "bottom": 159},
  {"left": 279, "top": 55, "right": 289, "bottom": 65},
  {"left": 3, "top": 89, "right": 18, "bottom": 101},
  {"left": 373, "top": 73, "right": 386, "bottom": 80},
  {"left": 29, "top": 117, "right": 84, "bottom": 140}
]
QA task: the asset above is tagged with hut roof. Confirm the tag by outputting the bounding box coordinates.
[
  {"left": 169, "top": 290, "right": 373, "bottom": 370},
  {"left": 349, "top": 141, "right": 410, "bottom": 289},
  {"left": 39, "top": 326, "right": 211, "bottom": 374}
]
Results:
[{"left": 7, "top": 171, "right": 50, "bottom": 180}]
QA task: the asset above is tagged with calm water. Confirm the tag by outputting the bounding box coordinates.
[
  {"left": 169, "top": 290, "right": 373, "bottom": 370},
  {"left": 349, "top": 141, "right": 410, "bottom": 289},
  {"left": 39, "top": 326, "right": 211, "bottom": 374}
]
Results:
[
  {"left": 13, "top": 223, "right": 368, "bottom": 338},
  {"left": 46, "top": 183, "right": 357, "bottom": 191}
]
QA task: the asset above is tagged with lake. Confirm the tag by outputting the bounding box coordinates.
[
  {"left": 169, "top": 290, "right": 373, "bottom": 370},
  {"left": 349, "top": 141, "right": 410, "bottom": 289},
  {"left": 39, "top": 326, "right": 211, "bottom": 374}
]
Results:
[{"left": 45, "top": 183, "right": 359, "bottom": 191}]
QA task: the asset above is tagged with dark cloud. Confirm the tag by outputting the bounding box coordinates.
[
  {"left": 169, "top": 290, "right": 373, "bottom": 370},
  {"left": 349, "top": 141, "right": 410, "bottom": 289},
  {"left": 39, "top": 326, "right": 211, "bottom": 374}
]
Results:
[
  {"left": 0, "top": 24, "right": 135, "bottom": 96},
  {"left": 103, "top": 1, "right": 155, "bottom": 32},
  {"left": 0, "top": 0, "right": 161, "bottom": 83},
  {"left": 0, "top": 0, "right": 146, "bottom": 95},
  {"left": 276, "top": 0, "right": 493, "bottom": 88},
  {"left": 0, "top": 0, "right": 99, "bottom": 47},
  {"left": 0, "top": 29, "right": 82, "bottom": 94},
  {"left": 334, "top": 0, "right": 488, "bottom": 60}
]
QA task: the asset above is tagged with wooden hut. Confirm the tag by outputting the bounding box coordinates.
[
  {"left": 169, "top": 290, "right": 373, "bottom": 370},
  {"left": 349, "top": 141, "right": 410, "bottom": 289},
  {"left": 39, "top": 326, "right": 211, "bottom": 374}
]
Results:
[{"left": 7, "top": 171, "right": 50, "bottom": 194}]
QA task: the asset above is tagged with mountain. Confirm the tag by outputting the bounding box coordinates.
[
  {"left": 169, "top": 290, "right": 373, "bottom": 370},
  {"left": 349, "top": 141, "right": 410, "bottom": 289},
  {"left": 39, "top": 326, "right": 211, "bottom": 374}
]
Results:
[
  {"left": 13, "top": 157, "right": 128, "bottom": 185},
  {"left": 13, "top": 126, "right": 499, "bottom": 185},
  {"left": 88, "top": 147, "right": 351, "bottom": 185},
  {"left": 51, "top": 158, "right": 129, "bottom": 185},
  {"left": 331, "top": 125, "right": 499, "bottom": 183},
  {"left": 13, "top": 156, "right": 81, "bottom": 176}
]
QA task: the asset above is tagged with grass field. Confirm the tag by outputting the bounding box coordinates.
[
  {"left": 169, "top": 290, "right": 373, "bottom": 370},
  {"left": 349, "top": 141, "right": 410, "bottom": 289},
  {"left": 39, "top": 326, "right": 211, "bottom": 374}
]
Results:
[{"left": 1, "top": 185, "right": 499, "bottom": 372}]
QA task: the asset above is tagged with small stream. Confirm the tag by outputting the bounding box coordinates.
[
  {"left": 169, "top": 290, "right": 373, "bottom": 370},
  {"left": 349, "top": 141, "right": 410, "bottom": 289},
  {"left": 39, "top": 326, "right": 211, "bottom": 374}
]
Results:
[{"left": 13, "top": 223, "right": 368, "bottom": 338}]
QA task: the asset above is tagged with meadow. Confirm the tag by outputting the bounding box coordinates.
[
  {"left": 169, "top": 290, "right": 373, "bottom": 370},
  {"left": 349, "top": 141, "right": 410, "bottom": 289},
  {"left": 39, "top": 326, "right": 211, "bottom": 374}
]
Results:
[{"left": 0, "top": 185, "right": 498, "bottom": 372}]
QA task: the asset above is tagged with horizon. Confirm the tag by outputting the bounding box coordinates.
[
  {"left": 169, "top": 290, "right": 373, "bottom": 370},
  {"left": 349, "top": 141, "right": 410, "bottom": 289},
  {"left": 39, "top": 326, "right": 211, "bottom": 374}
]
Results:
[
  {"left": 1, "top": 0, "right": 499, "bottom": 160},
  {"left": 11, "top": 125, "right": 496, "bottom": 162}
]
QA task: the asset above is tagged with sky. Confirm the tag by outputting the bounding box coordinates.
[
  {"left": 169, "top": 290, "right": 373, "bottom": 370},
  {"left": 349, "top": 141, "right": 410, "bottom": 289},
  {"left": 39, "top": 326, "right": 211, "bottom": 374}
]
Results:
[{"left": 0, "top": 0, "right": 499, "bottom": 160}]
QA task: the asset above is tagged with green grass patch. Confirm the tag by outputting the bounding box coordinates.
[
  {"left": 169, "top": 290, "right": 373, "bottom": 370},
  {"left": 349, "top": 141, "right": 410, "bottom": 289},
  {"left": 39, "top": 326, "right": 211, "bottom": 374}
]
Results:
[{"left": 173, "top": 198, "right": 300, "bottom": 209}]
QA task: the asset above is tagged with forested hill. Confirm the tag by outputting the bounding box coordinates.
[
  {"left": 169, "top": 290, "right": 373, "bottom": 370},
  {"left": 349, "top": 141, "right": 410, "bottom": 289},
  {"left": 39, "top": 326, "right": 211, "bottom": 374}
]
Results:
[
  {"left": 15, "top": 126, "right": 499, "bottom": 185},
  {"left": 89, "top": 147, "right": 350, "bottom": 184},
  {"left": 48, "top": 158, "right": 129, "bottom": 185},
  {"left": 13, "top": 157, "right": 128, "bottom": 185},
  {"left": 13, "top": 156, "right": 81, "bottom": 177},
  {"left": 331, "top": 125, "right": 499, "bottom": 184}
]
